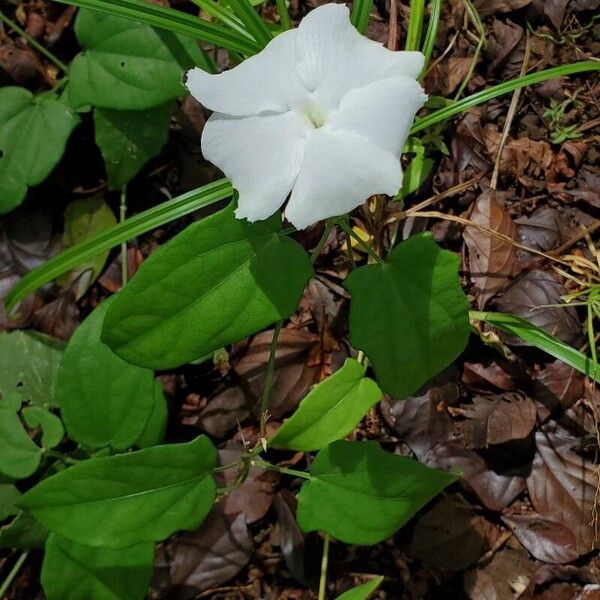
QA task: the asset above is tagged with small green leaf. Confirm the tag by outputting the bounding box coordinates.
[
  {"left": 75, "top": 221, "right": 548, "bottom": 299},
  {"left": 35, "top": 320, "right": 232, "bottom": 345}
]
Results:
[
  {"left": 270, "top": 358, "right": 382, "bottom": 451},
  {"left": 68, "top": 9, "right": 211, "bottom": 110},
  {"left": 135, "top": 382, "right": 168, "bottom": 449},
  {"left": 55, "top": 299, "right": 155, "bottom": 451},
  {"left": 0, "top": 511, "right": 48, "bottom": 549},
  {"left": 345, "top": 233, "right": 469, "bottom": 399},
  {"left": 102, "top": 205, "right": 313, "bottom": 369},
  {"left": 21, "top": 407, "right": 65, "bottom": 449},
  {"left": 0, "top": 483, "right": 22, "bottom": 521},
  {"left": 399, "top": 142, "right": 434, "bottom": 198},
  {"left": 297, "top": 440, "right": 456, "bottom": 545},
  {"left": 58, "top": 195, "right": 118, "bottom": 299},
  {"left": 94, "top": 103, "right": 174, "bottom": 189},
  {"left": 0, "top": 330, "right": 63, "bottom": 407},
  {"left": 19, "top": 435, "right": 217, "bottom": 548},
  {"left": 0, "top": 393, "right": 42, "bottom": 479},
  {"left": 336, "top": 576, "right": 384, "bottom": 600},
  {"left": 42, "top": 534, "right": 154, "bottom": 600},
  {"left": 0, "top": 87, "right": 80, "bottom": 214}
]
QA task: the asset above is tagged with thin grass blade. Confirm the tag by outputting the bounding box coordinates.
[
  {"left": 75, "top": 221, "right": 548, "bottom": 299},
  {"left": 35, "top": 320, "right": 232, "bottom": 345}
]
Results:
[
  {"left": 350, "top": 0, "right": 373, "bottom": 34},
  {"left": 228, "top": 0, "right": 272, "bottom": 47}
]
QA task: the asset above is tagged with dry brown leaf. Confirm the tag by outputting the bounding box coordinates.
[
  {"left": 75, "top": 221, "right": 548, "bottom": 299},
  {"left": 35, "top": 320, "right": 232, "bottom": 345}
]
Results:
[
  {"left": 456, "top": 394, "right": 537, "bottom": 449},
  {"left": 474, "top": 0, "right": 533, "bottom": 15},
  {"left": 527, "top": 430, "right": 599, "bottom": 556},
  {"left": 464, "top": 189, "right": 519, "bottom": 308},
  {"left": 487, "top": 18, "right": 524, "bottom": 72},
  {"left": 462, "top": 360, "right": 518, "bottom": 392},
  {"left": 533, "top": 360, "right": 584, "bottom": 421},
  {"left": 425, "top": 57, "right": 473, "bottom": 96}
]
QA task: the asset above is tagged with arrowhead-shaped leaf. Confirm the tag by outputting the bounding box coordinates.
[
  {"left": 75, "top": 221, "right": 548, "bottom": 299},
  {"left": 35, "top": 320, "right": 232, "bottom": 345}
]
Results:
[
  {"left": 345, "top": 233, "right": 469, "bottom": 399},
  {"left": 297, "top": 440, "right": 457, "bottom": 545}
]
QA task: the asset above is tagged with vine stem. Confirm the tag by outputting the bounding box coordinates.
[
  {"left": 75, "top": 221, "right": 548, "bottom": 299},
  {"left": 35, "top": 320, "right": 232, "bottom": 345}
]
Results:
[
  {"left": 338, "top": 219, "right": 383, "bottom": 264},
  {"left": 318, "top": 534, "right": 331, "bottom": 600},
  {"left": 0, "top": 11, "right": 69, "bottom": 73},
  {"left": 120, "top": 185, "right": 128, "bottom": 287},
  {"left": 259, "top": 320, "right": 283, "bottom": 438},
  {"left": 251, "top": 459, "right": 311, "bottom": 479},
  {"left": 0, "top": 552, "right": 29, "bottom": 599}
]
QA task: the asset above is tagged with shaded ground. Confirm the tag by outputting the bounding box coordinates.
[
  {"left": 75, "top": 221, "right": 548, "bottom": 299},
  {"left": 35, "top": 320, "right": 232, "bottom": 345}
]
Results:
[{"left": 1, "top": 0, "right": 600, "bottom": 598}]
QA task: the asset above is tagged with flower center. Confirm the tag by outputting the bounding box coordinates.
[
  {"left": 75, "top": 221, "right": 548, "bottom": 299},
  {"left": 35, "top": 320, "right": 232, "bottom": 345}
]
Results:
[{"left": 303, "top": 102, "right": 326, "bottom": 129}]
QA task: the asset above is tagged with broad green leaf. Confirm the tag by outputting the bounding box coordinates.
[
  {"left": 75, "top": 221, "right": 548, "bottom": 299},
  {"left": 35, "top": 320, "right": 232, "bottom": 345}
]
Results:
[
  {"left": 336, "top": 576, "right": 384, "bottom": 600},
  {"left": 0, "top": 330, "right": 63, "bottom": 407},
  {"left": 399, "top": 141, "right": 434, "bottom": 198},
  {"left": 21, "top": 407, "right": 64, "bottom": 449},
  {"left": 69, "top": 9, "right": 210, "bottom": 110},
  {"left": 94, "top": 103, "right": 174, "bottom": 189},
  {"left": 0, "top": 511, "right": 48, "bottom": 549},
  {"left": 42, "top": 534, "right": 154, "bottom": 600},
  {"left": 345, "top": 233, "right": 469, "bottom": 399},
  {"left": 0, "top": 393, "right": 42, "bottom": 479},
  {"left": 0, "top": 484, "right": 22, "bottom": 521},
  {"left": 297, "top": 440, "right": 456, "bottom": 545},
  {"left": 19, "top": 435, "right": 217, "bottom": 548},
  {"left": 270, "top": 358, "right": 382, "bottom": 451},
  {"left": 102, "top": 205, "right": 313, "bottom": 369},
  {"left": 135, "top": 381, "right": 168, "bottom": 448},
  {"left": 0, "top": 87, "right": 79, "bottom": 214},
  {"left": 58, "top": 195, "right": 118, "bottom": 299},
  {"left": 5, "top": 179, "right": 233, "bottom": 313},
  {"left": 55, "top": 299, "right": 155, "bottom": 451}
]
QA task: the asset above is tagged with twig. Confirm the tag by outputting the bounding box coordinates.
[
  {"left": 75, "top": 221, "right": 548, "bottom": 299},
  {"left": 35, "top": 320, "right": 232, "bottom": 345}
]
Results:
[
  {"left": 388, "top": 0, "right": 399, "bottom": 51},
  {"left": 0, "top": 552, "right": 29, "bottom": 599},
  {"left": 490, "top": 32, "right": 531, "bottom": 189},
  {"left": 402, "top": 178, "right": 478, "bottom": 216}
]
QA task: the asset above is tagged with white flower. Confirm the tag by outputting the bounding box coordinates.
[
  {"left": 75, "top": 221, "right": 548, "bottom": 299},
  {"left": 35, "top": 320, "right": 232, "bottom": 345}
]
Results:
[{"left": 186, "top": 3, "right": 427, "bottom": 229}]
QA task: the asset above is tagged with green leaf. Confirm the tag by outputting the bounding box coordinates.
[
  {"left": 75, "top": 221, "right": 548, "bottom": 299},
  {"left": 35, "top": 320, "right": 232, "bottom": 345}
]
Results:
[
  {"left": 135, "top": 382, "right": 168, "bottom": 448},
  {"left": 51, "top": 0, "right": 260, "bottom": 55},
  {"left": 227, "top": 0, "right": 272, "bottom": 48},
  {"left": 5, "top": 179, "right": 233, "bottom": 314},
  {"left": 0, "top": 393, "right": 42, "bottom": 479},
  {"left": 0, "top": 87, "right": 79, "bottom": 214},
  {"left": 0, "top": 511, "right": 48, "bottom": 549},
  {"left": 94, "top": 102, "right": 174, "bottom": 189},
  {"left": 42, "top": 534, "right": 154, "bottom": 600},
  {"left": 21, "top": 407, "right": 65, "bottom": 449},
  {"left": 55, "top": 299, "right": 155, "bottom": 451},
  {"left": 19, "top": 435, "right": 217, "bottom": 548},
  {"left": 470, "top": 310, "right": 600, "bottom": 383},
  {"left": 102, "top": 205, "right": 313, "bottom": 369},
  {"left": 68, "top": 9, "right": 208, "bottom": 110},
  {"left": 350, "top": 0, "right": 373, "bottom": 33},
  {"left": 399, "top": 151, "right": 434, "bottom": 198},
  {"left": 297, "top": 440, "right": 456, "bottom": 545},
  {"left": 336, "top": 576, "right": 384, "bottom": 600},
  {"left": 58, "top": 195, "right": 118, "bottom": 299},
  {"left": 0, "top": 483, "right": 22, "bottom": 522},
  {"left": 0, "top": 331, "right": 63, "bottom": 407},
  {"left": 345, "top": 233, "right": 469, "bottom": 399},
  {"left": 270, "top": 358, "right": 382, "bottom": 451}
]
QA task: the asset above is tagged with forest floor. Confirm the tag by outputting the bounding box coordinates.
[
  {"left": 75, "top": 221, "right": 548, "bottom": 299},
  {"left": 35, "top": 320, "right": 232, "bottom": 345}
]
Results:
[{"left": 1, "top": 0, "right": 600, "bottom": 598}]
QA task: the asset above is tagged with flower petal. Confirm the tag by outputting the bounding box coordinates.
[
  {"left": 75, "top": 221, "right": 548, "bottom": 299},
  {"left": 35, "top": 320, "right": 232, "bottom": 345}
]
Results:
[
  {"left": 285, "top": 129, "right": 402, "bottom": 229},
  {"left": 328, "top": 75, "right": 427, "bottom": 157},
  {"left": 186, "top": 29, "right": 308, "bottom": 117},
  {"left": 202, "top": 111, "right": 309, "bottom": 222},
  {"left": 296, "top": 4, "right": 425, "bottom": 110}
]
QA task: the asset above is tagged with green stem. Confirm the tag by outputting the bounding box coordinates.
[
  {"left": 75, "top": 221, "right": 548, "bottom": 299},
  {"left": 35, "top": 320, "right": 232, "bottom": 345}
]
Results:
[
  {"left": 420, "top": 0, "right": 442, "bottom": 79},
  {"left": 45, "top": 450, "right": 81, "bottom": 465},
  {"left": 259, "top": 320, "right": 283, "bottom": 437},
  {"left": 338, "top": 219, "right": 383, "bottom": 264},
  {"left": 120, "top": 185, "right": 128, "bottom": 288},
  {"left": 311, "top": 222, "right": 333, "bottom": 264},
  {"left": 411, "top": 61, "right": 600, "bottom": 134},
  {"left": 0, "top": 11, "right": 69, "bottom": 73},
  {"left": 453, "top": 0, "right": 484, "bottom": 100},
  {"left": 276, "top": 0, "right": 292, "bottom": 30},
  {"left": 252, "top": 459, "right": 311, "bottom": 479},
  {"left": 405, "top": 0, "right": 425, "bottom": 51},
  {"left": 318, "top": 534, "right": 331, "bottom": 600},
  {"left": 0, "top": 552, "right": 29, "bottom": 599}
]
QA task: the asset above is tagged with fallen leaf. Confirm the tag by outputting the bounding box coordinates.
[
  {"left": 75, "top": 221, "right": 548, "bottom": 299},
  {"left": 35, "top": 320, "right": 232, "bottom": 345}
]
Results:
[
  {"left": 533, "top": 360, "right": 584, "bottom": 421},
  {"left": 464, "top": 189, "right": 519, "bottom": 308},
  {"left": 487, "top": 18, "right": 524, "bottom": 72},
  {"left": 168, "top": 503, "right": 253, "bottom": 596},
  {"left": 527, "top": 430, "right": 598, "bottom": 556},
  {"left": 32, "top": 292, "right": 79, "bottom": 340},
  {"left": 456, "top": 394, "right": 537, "bottom": 449},
  {"left": 409, "top": 494, "right": 488, "bottom": 572},
  {"left": 502, "top": 513, "right": 579, "bottom": 564},
  {"left": 495, "top": 270, "right": 583, "bottom": 347},
  {"left": 425, "top": 57, "right": 473, "bottom": 96},
  {"left": 515, "top": 207, "right": 566, "bottom": 259},
  {"left": 474, "top": 0, "right": 533, "bottom": 15},
  {"left": 543, "top": 0, "right": 570, "bottom": 28},
  {"left": 462, "top": 360, "right": 518, "bottom": 392}
]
